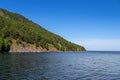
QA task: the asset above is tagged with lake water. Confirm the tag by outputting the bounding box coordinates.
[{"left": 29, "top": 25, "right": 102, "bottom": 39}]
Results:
[{"left": 1, "top": 51, "right": 120, "bottom": 80}]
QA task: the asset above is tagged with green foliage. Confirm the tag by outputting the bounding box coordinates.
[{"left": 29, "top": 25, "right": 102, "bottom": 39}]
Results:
[
  {"left": 3, "top": 39, "right": 10, "bottom": 51},
  {"left": 0, "top": 38, "right": 4, "bottom": 51},
  {"left": 0, "top": 8, "right": 86, "bottom": 52},
  {"left": 0, "top": 38, "right": 10, "bottom": 52}
]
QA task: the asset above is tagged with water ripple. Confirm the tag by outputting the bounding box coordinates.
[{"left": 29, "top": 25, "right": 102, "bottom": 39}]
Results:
[{"left": 1, "top": 52, "right": 120, "bottom": 80}]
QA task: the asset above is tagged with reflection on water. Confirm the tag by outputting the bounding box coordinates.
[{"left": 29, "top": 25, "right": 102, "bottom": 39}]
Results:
[{"left": 1, "top": 51, "right": 120, "bottom": 80}]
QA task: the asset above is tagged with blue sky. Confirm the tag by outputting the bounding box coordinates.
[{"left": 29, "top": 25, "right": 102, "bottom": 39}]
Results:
[{"left": 0, "top": 0, "right": 120, "bottom": 51}]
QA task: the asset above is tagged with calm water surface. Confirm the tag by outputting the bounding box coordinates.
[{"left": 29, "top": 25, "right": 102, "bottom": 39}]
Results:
[{"left": 1, "top": 51, "right": 120, "bottom": 80}]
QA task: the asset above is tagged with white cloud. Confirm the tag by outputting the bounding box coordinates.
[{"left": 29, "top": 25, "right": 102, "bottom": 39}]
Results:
[{"left": 75, "top": 39, "right": 120, "bottom": 51}]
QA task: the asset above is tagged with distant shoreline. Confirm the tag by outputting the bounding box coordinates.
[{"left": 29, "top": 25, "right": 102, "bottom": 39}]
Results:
[{"left": 3, "top": 50, "right": 86, "bottom": 53}]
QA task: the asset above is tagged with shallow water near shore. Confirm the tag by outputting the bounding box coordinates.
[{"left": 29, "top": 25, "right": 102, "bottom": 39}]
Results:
[{"left": 1, "top": 51, "right": 120, "bottom": 80}]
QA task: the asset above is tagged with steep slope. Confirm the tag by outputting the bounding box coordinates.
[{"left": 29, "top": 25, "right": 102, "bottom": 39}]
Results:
[{"left": 0, "top": 8, "right": 86, "bottom": 52}]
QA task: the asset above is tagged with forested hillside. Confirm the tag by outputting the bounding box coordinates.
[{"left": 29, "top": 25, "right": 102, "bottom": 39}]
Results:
[{"left": 0, "top": 8, "right": 86, "bottom": 52}]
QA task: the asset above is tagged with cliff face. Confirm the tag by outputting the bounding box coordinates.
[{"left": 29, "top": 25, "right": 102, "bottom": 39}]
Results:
[
  {"left": 0, "top": 8, "right": 86, "bottom": 52},
  {"left": 10, "top": 40, "right": 58, "bottom": 52}
]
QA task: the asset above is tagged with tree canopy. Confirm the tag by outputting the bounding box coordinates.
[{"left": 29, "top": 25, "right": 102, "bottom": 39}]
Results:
[{"left": 0, "top": 8, "right": 86, "bottom": 52}]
